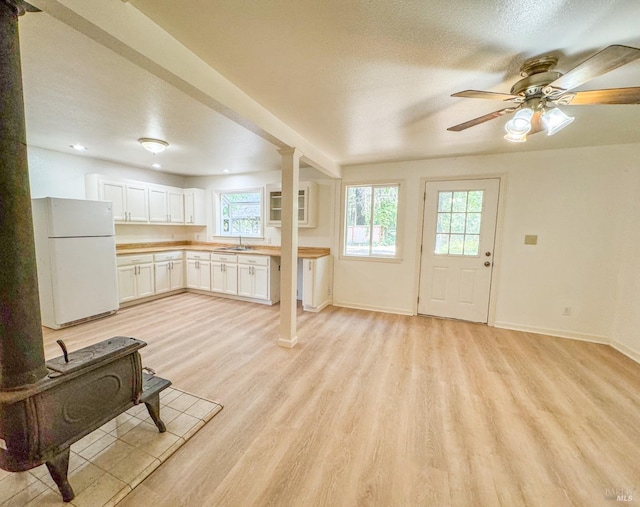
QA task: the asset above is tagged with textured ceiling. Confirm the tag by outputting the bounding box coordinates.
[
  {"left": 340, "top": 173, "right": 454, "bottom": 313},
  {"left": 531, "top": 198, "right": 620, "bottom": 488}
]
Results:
[{"left": 18, "top": 0, "right": 640, "bottom": 175}]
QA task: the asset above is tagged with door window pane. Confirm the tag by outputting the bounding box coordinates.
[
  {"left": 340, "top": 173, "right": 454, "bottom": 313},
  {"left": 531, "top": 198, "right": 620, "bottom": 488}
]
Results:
[{"left": 434, "top": 189, "right": 484, "bottom": 256}]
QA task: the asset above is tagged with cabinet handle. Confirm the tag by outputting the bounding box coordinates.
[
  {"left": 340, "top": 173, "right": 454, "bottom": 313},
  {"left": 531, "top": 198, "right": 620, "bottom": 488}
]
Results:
[{"left": 308, "top": 261, "right": 312, "bottom": 271}]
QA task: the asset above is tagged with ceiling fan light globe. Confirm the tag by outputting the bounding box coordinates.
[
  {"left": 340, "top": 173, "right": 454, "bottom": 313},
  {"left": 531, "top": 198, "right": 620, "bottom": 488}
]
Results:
[
  {"left": 504, "top": 108, "right": 534, "bottom": 136},
  {"left": 504, "top": 132, "right": 527, "bottom": 143},
  {"left": 541, "top": 108, "right": 575, "bottom": 136}
]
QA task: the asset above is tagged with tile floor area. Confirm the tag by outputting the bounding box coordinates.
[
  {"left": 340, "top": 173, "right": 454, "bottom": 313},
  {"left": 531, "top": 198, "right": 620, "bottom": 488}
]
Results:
[{"left": 0, "top": 387, "right": 223, "bottom": 507}]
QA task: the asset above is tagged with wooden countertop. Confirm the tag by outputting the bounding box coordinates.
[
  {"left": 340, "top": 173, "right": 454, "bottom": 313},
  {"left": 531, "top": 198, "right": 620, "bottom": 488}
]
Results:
[{"left": 115, "top": 241, "right": 330, "bottom": 259}]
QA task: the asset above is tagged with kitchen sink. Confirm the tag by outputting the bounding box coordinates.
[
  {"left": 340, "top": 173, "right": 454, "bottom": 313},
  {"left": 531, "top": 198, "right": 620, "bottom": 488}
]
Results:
[{"left": 214, "top": 246, "right": 252, "bottom": 252}]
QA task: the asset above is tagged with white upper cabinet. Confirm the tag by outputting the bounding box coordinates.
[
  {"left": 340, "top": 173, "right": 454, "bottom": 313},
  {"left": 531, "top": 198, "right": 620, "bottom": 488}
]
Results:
[
  {"left": 148, "top": 186, "right": 168, "bottom": 223},
  {"left": 86, "top": 174, "right": 203, "bottom": 226},
  {"left": 266, "top": 181, "right": 317, "bottom": 228},
  {"left": 90, "top": 177, "right": 148, "bottom": 223},
  {"left": 148, "top": 185, "right": 184, "bottom": 223},
  {"left": 184, "top": 188, "right": 206, "bottom": 226}
]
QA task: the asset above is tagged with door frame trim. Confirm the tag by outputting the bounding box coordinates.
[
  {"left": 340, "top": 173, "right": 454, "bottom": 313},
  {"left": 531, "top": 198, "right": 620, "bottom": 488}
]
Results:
[{"left": 413, "top": 173, "right": 508, "bottom": 325}]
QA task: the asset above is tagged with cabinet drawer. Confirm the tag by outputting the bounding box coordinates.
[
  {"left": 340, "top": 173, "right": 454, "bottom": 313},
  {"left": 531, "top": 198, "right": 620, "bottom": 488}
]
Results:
[
  {"left": 211, "top": 253, "right": 238, "bottom": 263},
  {"left": 154, "top": 251, "right": 183, "bottom": 262},
  {"left": 117, "top": 254, "right": 154, "bottom": 266},
  {"left": 186, "top": 251, "right": 211, "bottom": 261},
  {"left": 237, "top": 254, "right": 269, "bottom": 266}
]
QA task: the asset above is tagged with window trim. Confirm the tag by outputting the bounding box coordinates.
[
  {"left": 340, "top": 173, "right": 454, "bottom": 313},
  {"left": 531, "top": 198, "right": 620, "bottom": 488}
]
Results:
[
  {"left": 213, "top": 187, "right": 265, "bottom": 238},
  {"left": 340, "top": 180, "right": 403, "bottom": 261}
]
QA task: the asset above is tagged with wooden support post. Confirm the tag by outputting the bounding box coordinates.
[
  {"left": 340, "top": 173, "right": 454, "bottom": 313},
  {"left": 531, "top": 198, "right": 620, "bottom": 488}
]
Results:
[{"left": 278, "top": 148, "right": 301, "bottom": 348}]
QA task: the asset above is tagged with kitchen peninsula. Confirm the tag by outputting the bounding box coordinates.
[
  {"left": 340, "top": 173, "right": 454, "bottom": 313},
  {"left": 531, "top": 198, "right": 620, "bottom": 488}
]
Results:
[{"left": 115, "top": 241, "right": 332, "bottom": 312}]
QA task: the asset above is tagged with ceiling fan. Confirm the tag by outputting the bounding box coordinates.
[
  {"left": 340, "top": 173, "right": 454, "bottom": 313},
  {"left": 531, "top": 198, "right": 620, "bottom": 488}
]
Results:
[{"left": 447, "top": 45, "right": 640, "bottom": 142}]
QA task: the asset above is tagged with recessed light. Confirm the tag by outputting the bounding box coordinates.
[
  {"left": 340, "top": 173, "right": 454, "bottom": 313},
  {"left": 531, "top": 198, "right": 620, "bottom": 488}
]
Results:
[
  {"left": 70, "top": 144, "right": 87, "bottom": 151},
  {"left": 151, "top": 163, "right": 162, "bottom": 170},
  {"left": 222, "top": 169, "right": 230, "bottom": 174}
]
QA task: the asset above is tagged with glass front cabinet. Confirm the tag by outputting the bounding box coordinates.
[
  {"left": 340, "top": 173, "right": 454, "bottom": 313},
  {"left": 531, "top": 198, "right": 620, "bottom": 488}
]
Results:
[{"left": 266, "top": 182, "right": 317, "bottom": 228}]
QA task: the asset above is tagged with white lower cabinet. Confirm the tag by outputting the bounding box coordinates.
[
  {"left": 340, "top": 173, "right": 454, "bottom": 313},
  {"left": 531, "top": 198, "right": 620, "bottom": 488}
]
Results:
[
  {"left": 302, "top": 255, "right": 332, "bottom": 312},
  {"left": 117, "top": 254, "right": 154, "bottom": 303},
  {"left": 237, "top": 255, "right": 270, "bottom": 300},
  {"left": 186, "top": 251, "right": 211, "bottom": 291},
  {"left": 211, "top": 253, "right": 238, "bottom": 295},
  {"left": 154, "top": 251, "right": 184, "bottom": 294},
  {"left": 118, "top": 249, "right": 283, "bottom": 306}
]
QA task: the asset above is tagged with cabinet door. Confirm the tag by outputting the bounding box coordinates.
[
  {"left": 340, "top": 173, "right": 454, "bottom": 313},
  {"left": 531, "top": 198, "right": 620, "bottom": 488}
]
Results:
[
  {"left": 155, "top": 261, "right": 170, "bottom": 294},
  {"left": 211, "top": 262, "right": 225, "bottom": 293},
  {"left": 224, "top": 263, "right": 238, "bottom": 295},
  {"left": 302, "top": 259, "right": 315, "bottom": 307},
  {"left": 126, "top": 184, "right": 149, "bottom": 222},
  {"left": 102, "top": 181, "right": 126, "bottom": 221},
  {"left": 267, "top": 189, "right": 282, "bottom": 226},
  {"left": 168, "top": 190, "right": 184, "bottom": 223},
  {"left": 148, "top": 187, "right": 168, "bottom": 223},
  {"left": 170, "top": 260, "right": 184, "bottom": 289},
  {"left": 137, "top": 264, "right": 155, "bottom": 298},
  {"left": 252, "top": 265, "right": 269, "bottom": 300},
  {"left": 198, "top": 261, "right": 211, "bottom": 291},
  {"left": 184, "top": 191, "right": 195, "bottom": 224},
  {"left": 117, "top": 265, "right": 137, "bottom": 303},
  {"left": 186, "top": 260, "right": 200, "bottom": 289},
  {"left": 237, "top": 264, "right": 253, "bottom": 297}
]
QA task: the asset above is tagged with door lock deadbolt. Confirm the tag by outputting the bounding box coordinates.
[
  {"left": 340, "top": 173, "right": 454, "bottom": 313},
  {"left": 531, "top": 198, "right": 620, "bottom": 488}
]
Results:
[{"left": 485, "top": 251, "right": 492, "bottom": 256}]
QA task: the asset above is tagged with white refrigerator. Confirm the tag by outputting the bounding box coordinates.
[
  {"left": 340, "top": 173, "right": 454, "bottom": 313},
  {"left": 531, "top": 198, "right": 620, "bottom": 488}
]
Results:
[{"left": 32, "top": 197, "right": 119, "bottom": 329}]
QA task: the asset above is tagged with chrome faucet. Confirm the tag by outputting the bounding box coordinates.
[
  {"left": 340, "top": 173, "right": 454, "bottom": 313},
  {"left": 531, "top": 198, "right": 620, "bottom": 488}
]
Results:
[{"left": 238, "top": 235, "right": 242, "bottom": 248}]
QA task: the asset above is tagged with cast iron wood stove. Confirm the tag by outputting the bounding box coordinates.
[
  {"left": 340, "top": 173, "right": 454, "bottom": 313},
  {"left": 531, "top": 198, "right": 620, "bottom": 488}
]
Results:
[{"left": 0, "top": 337, "right": 171, "bottom": 502}]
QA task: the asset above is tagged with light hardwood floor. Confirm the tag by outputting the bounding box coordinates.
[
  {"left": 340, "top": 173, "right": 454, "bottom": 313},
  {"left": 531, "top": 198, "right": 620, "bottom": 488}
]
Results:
[{"left": 42, "top": 293, "right": 640, "bottom": 506}]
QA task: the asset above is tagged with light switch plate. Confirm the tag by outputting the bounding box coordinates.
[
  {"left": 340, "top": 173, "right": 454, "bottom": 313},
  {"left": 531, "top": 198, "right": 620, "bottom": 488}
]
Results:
[{"left": 524, "top": 234, "right": 538, "bottom": 245}]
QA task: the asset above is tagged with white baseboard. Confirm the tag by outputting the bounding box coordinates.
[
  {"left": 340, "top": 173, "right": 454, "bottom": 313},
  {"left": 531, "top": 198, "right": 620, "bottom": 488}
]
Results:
[
  {"left": 332, "top": 301, "right": 413, "bottom": 316},
  {"left": 610, "top": 340, "right": 640, "bottom": 365},
  {"left": 492, "top": 321, "right": 610, "bottom": 345}
]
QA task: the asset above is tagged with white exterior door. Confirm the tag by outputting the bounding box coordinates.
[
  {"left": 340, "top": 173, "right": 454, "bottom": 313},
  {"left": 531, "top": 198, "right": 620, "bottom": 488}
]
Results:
[{"left": 418, "top": 179, "right": 500, "bottom": 323}]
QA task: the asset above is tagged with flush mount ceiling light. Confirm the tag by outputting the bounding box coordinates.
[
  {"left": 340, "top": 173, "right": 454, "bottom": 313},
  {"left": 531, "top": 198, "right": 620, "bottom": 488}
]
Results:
[
  {"left": 70, "top": 143, "right": 87, "bottom": 151},
  {"left": 138, "top": 138, "right": 168, "bottom": 154},
  {"left": 151, "top": 163, "right": 162, "bottom": 170},
  {"left": 447, "top": 44, "right": 640, "bottom": 142}
]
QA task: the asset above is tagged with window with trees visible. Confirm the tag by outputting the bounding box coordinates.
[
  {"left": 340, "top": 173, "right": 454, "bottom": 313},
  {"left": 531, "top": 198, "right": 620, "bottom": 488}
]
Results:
[
  {"left": 344, "top": 183, "right": 399, "bottom": 257},
  {"left": 217, "top": 190, "right": 263, "bottom": 237}
]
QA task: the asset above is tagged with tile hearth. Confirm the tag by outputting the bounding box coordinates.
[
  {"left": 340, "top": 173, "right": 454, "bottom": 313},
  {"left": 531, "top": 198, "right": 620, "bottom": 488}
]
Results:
[{"left": 0, "top": 387, "right": 222, "bottom": 507}]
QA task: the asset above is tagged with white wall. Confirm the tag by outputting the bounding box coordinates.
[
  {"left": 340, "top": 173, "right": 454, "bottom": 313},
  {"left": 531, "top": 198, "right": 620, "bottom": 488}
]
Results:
[
  {"left": 184, "top": 168, "right": 336, "bottom": 249},
  {"left": 27, "top": 147, "right": 336, "bottom": 249},
  {"left": 611, "top": 167, "right": 640, "bottom": 363},
  {"left": 335, "top": 144, "right": 640, "bottom": 352},
  {"left": 28, "top": 146, "right": 186, "bottom": 198},
  {"left": 28, "top": 146, "right": 195, "bottom": 244}
]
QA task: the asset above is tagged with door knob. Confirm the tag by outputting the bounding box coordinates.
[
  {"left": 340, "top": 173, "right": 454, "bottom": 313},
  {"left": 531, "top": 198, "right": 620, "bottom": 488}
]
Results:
[
  {"left": 484, "top": 261, "right": 491, "bottom": 267},
  {"left": 485, "top": 251, "right": 492, "bottom": 256}
]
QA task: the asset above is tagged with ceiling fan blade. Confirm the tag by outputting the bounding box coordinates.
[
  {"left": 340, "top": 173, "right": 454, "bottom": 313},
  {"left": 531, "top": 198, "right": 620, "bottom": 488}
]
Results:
[
  {"left": 559, "top": 87, "right": 640, "bottom": 105},
  {"left": 452, "top": 90, "right": 521, "bottom": 102},
  {"left": 447, "top": 107, "right": 516, "bottom": 132},
  {"left": 545, "top": 45, "right": 640, "bottom": 95}
]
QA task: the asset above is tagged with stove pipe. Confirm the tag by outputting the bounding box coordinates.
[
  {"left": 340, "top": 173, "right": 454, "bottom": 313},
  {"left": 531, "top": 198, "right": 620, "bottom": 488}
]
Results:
[{"left": 0, "top": 0, "right": 49, "bottom": 389}]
